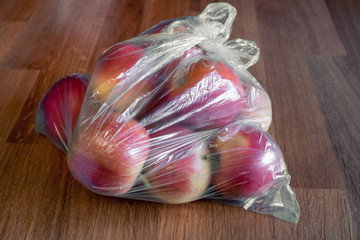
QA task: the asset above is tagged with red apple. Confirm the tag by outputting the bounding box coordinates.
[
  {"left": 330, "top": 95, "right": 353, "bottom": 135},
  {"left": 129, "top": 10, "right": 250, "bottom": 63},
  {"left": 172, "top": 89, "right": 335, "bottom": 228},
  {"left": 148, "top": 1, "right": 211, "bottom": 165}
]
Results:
[
  {"left": 137, "top": 46, "right": 204, "bottom": 122},
  {"left": 212, "top": 124, "right": 284, "bottom": 198},
  {"left": 37, "top": 73, "right": 89, "bottom": 151},
  {"left": 68, "top": 114, "right": 150, "bottom": 195},
  {"left": 143, "top": 125, "right": 211, "bottom": 203},
  {"left": 90, "top": 42, "right": 154, "bottom": 113},
  {"left": 157, "top": 46, "right": 204, "bottom": 85},
  {"left": 146, "top": 59, "right": 246, "bottom": 130}
]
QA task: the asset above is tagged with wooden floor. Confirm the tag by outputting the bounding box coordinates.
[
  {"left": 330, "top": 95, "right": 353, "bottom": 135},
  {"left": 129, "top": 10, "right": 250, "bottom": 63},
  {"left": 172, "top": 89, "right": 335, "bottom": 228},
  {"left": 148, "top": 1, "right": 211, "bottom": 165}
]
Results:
[{"left": 0, "top": 0, "right": 359, "bottom": 239}]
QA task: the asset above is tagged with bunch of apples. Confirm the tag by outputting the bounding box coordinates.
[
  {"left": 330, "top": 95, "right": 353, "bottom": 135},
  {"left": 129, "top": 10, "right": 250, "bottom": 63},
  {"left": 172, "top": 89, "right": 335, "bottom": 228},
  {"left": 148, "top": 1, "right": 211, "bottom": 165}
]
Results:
[{"left": 36, "top": 17, "right": 285, "bottom": 204}]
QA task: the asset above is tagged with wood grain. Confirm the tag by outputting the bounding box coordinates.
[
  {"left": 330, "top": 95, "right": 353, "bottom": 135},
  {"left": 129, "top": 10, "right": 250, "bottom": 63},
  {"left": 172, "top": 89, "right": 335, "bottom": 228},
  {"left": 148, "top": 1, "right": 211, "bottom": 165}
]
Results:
[
  {"left": 326, "top": 0, "right": 360, "bottom": 59},
  {"left": 0, "top": 0, "right": 39, "bottom": 21},
  {"left": 0, "top": 21, "right": 25, "bottom": 60},
  {"left": 306, "top": 55, "right": 360, "bottom": 238},
  {"left": 0, "top": 0, "right": 359, "bottom": 239},
  {"left": 1, "top": 0, "right": 112, "bottom": 70},
  {"left": 0, "top": 68, "right": 39, "bottom": 144}
]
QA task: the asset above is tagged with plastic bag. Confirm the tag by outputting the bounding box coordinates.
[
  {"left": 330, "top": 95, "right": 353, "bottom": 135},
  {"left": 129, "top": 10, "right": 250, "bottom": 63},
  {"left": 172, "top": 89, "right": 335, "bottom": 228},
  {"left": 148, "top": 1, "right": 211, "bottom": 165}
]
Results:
[{"left": 37, "top": 2, "right": 300, "bottom": 223}]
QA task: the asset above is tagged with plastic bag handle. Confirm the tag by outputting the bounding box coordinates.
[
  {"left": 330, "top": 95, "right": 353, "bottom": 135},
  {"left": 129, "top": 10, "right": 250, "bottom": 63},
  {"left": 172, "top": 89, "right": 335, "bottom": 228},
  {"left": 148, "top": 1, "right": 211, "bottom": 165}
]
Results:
[
  {"left": 196, "top": 2, "right": 237, "bottom": 42},
  {"left": 194, "top": 3, "right": 259, "bottom": 70}
]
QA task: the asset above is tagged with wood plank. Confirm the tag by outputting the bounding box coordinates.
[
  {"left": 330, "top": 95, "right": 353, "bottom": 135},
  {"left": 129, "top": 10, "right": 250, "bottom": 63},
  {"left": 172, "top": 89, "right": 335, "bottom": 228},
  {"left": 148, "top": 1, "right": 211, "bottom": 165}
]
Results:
[
  {"left": 140, "top": 0, "right": 200, "bottom": 31},
  {"left": 0, "top": 0, "right": 39, "bottom": 21},
  {"left": 0, "top": 21, "right": 25, "bottom": 61},
  {"left": 273, "top": 188, "right": 354, "bottom": 239},
  {"left": 255, "top": 0, "right": 346, "bottom": 55},
  {"left": 325, "top": 0, "right": 360, "bottom": 96},
  {"left": 1, "top": 0, "right": 113, "bottom": 71},
  {"left": 306, "top": 55, "right": 360, "bottom": 238},
  {"left": 0, "top": 142, "right": 68, "bottom": 240},
  {"left": 326, "top": 0, "right": 360, "bottom": 59},
  {"left": 255, "top": 0, "right": 345, "bottom": 190},
  {"left": 0, "top": 68, "right": 39, "bottom": 145}
]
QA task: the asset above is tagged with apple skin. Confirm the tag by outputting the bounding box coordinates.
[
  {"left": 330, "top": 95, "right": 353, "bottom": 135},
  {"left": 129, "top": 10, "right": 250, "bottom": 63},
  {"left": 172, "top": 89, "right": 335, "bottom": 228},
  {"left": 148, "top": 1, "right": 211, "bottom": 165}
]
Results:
[
  {"left": 90, "top": 42, "right": 154, "bottom": 113},
  {"left": 137, "top": 46, "right": 204, "bottom": 122},
  {"left": 38, "top": 73, "right": 89, "bottom": 150},
  {"left": 212, "top": 124, "right": 283, "bottom": 198},
  {"left": 140, "top": 56, "right": 272, "bottom": 132},
  {"left": 68, "top": 114, "right": 150, "bottom": 196},
  {"left": 165, "top": 59, "right": 246, "bottom": 130},
  {"left": 156, "top": 46, "right": 204, "bottom": 86},
  {"left": 143, "top": 125, "right": 211, "bottom": 203}
]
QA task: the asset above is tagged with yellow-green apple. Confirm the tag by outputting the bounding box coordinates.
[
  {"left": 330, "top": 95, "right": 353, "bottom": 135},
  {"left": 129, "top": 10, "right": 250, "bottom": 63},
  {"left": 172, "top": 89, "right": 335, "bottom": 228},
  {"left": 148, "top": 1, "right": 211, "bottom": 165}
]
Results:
[
  {"left": 68, "top": 114, "right": 150, "bottom": 196},
  {"left": 37, "top": 73, "right": 89, "bottom": 151},
  {"left": 212, "top": 124, "right": 283, "bottom": 198},
  {"left": 143, "top": 125, "right": 211, "bottom": 203}
]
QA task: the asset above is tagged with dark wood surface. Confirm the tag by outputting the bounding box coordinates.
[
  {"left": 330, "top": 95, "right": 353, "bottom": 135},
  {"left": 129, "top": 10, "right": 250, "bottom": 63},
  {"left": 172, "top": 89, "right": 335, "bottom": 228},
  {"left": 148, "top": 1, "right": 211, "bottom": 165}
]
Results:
[{"left": 0, "top": 0, "right": 359, "bottom": 239}]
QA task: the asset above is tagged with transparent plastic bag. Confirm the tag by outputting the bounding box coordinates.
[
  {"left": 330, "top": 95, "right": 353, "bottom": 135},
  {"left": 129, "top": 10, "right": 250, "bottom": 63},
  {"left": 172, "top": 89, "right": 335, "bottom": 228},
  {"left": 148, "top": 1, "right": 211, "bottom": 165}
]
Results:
[{"left": 37, "top": 2, "right": 300, "bottom": 223}]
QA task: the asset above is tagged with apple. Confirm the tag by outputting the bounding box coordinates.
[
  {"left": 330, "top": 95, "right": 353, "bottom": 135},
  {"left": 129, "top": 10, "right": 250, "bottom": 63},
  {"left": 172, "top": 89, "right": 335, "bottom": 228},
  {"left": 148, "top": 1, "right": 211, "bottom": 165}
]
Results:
[
  {"left": 68, "top": 114, "right": 150, "bottom": 195},
  {"left": 144, "top": 59, "right": 246, "bottom": 130},
  {"left": 89, "top": 42, "right": 154, "bottom": 113},
  {"left": 142, "top": 125, "right": 211, "bottom": 203},
  {"left": 212, "top": 124, "right": 284, "bottom": 198},
  {"left": 156, "top": 45, "right": 204, "bottom": 85},
  {"left": 137, "top": 46, "right": 204, "bottom": 122},
  {"left": 37, "top": 73, "right": 89, "bottom": 151},
  {"left": 167, "top": 59, "right": 246, "bottom": 130}
]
